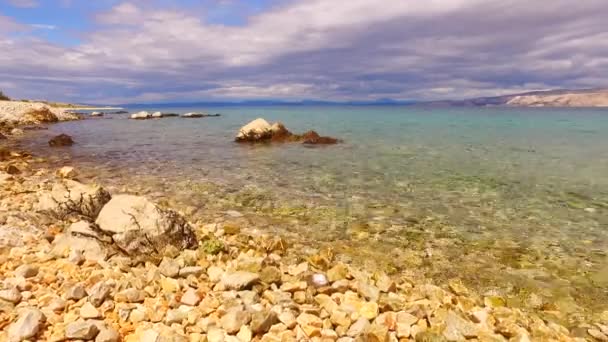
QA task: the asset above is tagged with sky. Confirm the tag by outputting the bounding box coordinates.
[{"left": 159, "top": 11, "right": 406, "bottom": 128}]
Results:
[{"left": 0, "top": 0, "right": 606, "bottom": 104}]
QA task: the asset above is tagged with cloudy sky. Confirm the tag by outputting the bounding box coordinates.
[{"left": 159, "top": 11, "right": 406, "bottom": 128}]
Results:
[{"left": 0, "top": 0, "right": 606, "bottom": 104}]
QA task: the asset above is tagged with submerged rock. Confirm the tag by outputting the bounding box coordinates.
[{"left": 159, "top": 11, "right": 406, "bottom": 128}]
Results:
[
  {"left": 301, "top": 130, "right": 339, "bottom": 145},
  {"left": 181, "top": 112, "right": 205, "bottom": 118},
  {"left": 48, "top": 134, "right": 74, "bottom": 147},
  {"left": 95, "top": 195, "right": 198, "bottom": 256}
]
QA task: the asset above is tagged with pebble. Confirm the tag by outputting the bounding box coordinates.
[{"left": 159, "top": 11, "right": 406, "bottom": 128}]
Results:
[
  {"left": 114, "top": 288, "right": 145, "bottom": 303},
  {"left": 221, "top": 310, "right": 252, "bottom": 334},
  {"left": 14, "top": 264, "right": 39, "bottom": 278},
  {"left": 0, "top": 287, "right": 22, "bottom": 303},
  {"left": 80, "top": 302, "right": 102, "bottom": 319},
  {"left": 95, "top": 327, "right": 120, "bottom": 342},
  {"left": 221, "top": 271, "right": 260, "bottom": 290},
  {"left": 159, "top": 257, "right": 181, "bottom": 278},
  {"left": 88, "top": 282, "right": 111, "bottom": 307},
  {"left": 66, "top": 284, "right": 87, "bottom": 300},
  {"left": 250, "top": 310, "right": 278, "bottom": 334},
  {"left": 65, "top": 320, "right": 100, "bottom": 340},
  {"left": 180, "top": 288, "right": 202, "bottom": 306}
]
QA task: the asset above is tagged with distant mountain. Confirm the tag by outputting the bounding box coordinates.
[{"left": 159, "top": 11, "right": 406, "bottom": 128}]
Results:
[
  {"left": 427, "top": 88, "right": 608, "bottom": 107},
  {"left": 119, "top": 99, "right": 415, "bottom": 108}
]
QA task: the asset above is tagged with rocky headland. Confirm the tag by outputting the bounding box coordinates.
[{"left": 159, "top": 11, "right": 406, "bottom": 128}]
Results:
[{"left": 0, "top": 104, "right": 605, "bottom": 341}]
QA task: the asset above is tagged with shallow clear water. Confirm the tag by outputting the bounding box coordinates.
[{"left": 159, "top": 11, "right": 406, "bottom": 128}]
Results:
[{"left": 16, "top": 105, "right": 608, "bottom": 323}]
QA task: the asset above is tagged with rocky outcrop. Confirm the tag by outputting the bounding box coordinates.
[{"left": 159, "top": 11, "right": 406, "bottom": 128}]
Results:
[
  {"left": 236, "top": 118, "right": 340, "bottom": 145},
  {"left": 48, "top": 134, "right": 74, "bottom": 147},
  {"left": 0, "top": 100, "right": 79, "bottom": 125},
  {"left": 90, "top": 111, "right": 103, "bottom": 117},
  {"left": 95, "top": 195, "right": 197, "bottom": 256},
  {"left": 36, "top": 180, "right": 111, "bottom": 220}
]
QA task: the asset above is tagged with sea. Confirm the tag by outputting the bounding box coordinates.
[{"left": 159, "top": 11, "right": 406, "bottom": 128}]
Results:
[{"left": 14, "top": 105, "right": 608, "bottom": 324}]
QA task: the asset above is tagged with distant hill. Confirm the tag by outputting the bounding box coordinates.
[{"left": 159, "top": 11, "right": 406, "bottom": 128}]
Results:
[{"left": 428, "top": 88, "right": 608, "bottom": 107}]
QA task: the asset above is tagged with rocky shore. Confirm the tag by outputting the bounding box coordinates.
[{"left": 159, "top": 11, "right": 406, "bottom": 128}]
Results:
[{"left": 0, "top": 109, "right": 605, "bottom": 341}]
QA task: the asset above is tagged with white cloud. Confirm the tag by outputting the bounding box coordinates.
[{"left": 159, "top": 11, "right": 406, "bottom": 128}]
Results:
[{"left": 1, "top": 0, "right": 608, "bottom": 102}]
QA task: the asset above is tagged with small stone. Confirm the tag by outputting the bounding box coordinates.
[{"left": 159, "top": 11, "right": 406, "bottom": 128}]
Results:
[
  {"left": 5, "top": 164, "right": 20, "bottom": 175},
  {"left": 348, "top": 318, "right": 370, "bottom": 337},
  {"left": 375, "top": 274, "right": 396, "bottom": 293},
  {"left": 88, "top": 282, "right": 111, "bottom": 307},
  {"left": 207, "top": 328, "right": 226, "bottom": 342},
  {"left": 180, "top": 288, "right": 201, "bottom": 306},
  {"left": 159, "top": 257, "right": 181, "bottom": 278},
  {"left": 14, "top": 264, "right": 38, "bottom": 278},
  {"left": 279, "top": 311, "right": 298, "bottom": 329},
  {"left": 66, "top": 284, "right": 87, "bottom": 301},
  {"left": 311, "top": 274, "right": 329, "bottom": 287},
  {"left": 65, "top": 321, "right": 100, "bottom": 340},
  {"left": 251, "top": 310, "right": 279, "bottom": 334},
  {"left": 8, "top": 308, "right": 45, "bottom": 342},
  {"left": 80, "top": 302, "right": 102, "bottom": 319},
  {"left": 221, "top": 271, "right": 260, "bottom": 290},
  {"left": 297, "top": 313, "right": 323, "bottom": 338},
  {"left": 330, "top": 310, "right": 351, "bottom": 327},
  {"left": 114, "top": 288, "right": 145, "bottom": 303},
  {"left": 448, "top": 279, "right": 469, "bottom": 296},
  {"left": 260, "top": 266, "right": 282, "bottom": 284},
  {"left": 207, "top": 266, "right": 224, "bottom": 282},
  {"left": 166, "top": 305, "right": 192, "bottom": 324},
  {"left": 95, "top": 327, "right": 120, "bottom": 342},
  {"left": 236, "top": 325, "right": 252, "bottom": 342},
  {"left": 443, "top": 311, "right": 478, "bottom": 340},
  {"left": 589, "top": 329, "right": 608, "bottom": 341},
  {"left": 357, "top": 282, "right": 380, "bottom": 302},
  {"left": 48, "top": 298, "right": 67, "bottom": 312},
  {"left": 57, "top": 166, "right": 78, "bottom": 179},
  {"left": 365, "top": 324, "right": 389, "bottom": 341},
  {"left": 141, "top": 329, "right": 160, "bottom": 342},
  {"left": 0, "top": 288, "right": 22, "bottom": 303},
  {"left": 68, "top": 249, "right": 85, "bottom": 265},
  {"left": 327, "top": 264, "right": 349, "bottom": 282},
  {"left": 221, "top": 310, "right": 252, "bottom": 334},
  {"left": 359, "top": 302, "right": 379, "bottom": 320},
  {"left": 179, "top": 266, "right": 205, "bottom": 278}
]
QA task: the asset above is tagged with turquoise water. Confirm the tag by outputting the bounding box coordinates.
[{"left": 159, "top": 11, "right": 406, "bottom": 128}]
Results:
[{"left": 16, "top": 105, "right": 608, "bottom": 323}]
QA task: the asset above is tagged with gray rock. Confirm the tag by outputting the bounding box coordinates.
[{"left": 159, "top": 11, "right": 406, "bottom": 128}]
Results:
[
  {"left": 88, "top": 281, "right": 111, "bottom": 307},
  {"left": 158, "top": 257, "right": 180, "bottom": 278},
  {"left": 14, "top": 265, "right": 38, "bottom": 278},
  {"left": 65, "top": 320, "right": 100, "bottom": 340},
  {"left": 179, "top": 266, "right": 205, "bottom": 278},
  {"left": 8, "top": 308, "right": 45, "bottom": 342},
  {"left": 66, "top": 284, "right": 87, "bottom": 300},
  {"left": 221, "top": 271, "right": 260, "bottom": 290},
  {"left": 95, "top": 195, "right": 197, "bottom": 256}
]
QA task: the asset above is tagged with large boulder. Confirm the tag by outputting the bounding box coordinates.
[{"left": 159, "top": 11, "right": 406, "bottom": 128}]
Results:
[
  {"left": 36, "top": 180, "right": 111, "bottom": 220},
  {"left": 24, "top": 107, "right": 59, "bottom": 123},
  {"left": 236, "top": 118, "right": 273, "bottom": 142},
  {"left": 235, "top": 118, "right": 340, "bottom": 145},
  {"left": 95, "top": 195, "right": 197, "bottom": 256}
]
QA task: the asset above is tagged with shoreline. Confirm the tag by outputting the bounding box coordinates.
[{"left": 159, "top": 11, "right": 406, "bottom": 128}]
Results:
[{"left": 1, "top": 115, "right": 605, "bottom": 340}]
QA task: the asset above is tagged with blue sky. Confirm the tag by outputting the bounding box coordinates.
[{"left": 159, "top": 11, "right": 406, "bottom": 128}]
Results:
[{"left": 0, "top": 0, "right": 606, "bottom": 104}]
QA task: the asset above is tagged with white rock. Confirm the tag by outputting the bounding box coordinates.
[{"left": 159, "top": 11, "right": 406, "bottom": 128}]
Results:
[
  {"left": 152, "top": 111, "right": 163, "bottom": 118},
  {"left": 8, "top": 309, "right": 45, "bottom": 342},
  {"left": 95, "top": 195, "right": 197, "bottom": 255},
  {"left": 65, "top": 320, "right": 100, "bottom": 340},
  {"left": 180, "top": 288, "right": 201, "bottom": 306},
  {"left": 221, "top": 271, "right": 260, "bottom": 290},
  {"left": 80, "top": 302, "right": 101, "bottom": 319},
  {"left": 0, "top": 287, "right": 22, "bottom": 303},
  {"left": 95, "top": 327, "right": 120, "bottom": 342},
  {"left": 235, "top": 118, "right": 272, "bottom": 141},
  {"left": 36, "top": 179, "right": 111, "bottom": 219},
  {"left": 130, "top": 111, "right": 151, "bottom": 120}
]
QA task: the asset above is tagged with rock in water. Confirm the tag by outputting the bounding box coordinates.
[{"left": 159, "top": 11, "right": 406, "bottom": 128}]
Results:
[
  {"left": 130, "top": 111, "right": 151, "bottom": 120},
  {"left": 48, "top": 134, "right": 74, "bottom": 147},
  {"left": 90, "top": 111, "right": 103, "bottom": 117},
  {"left": 95, "top": 195, "right": 198, "bottom": 256},
  {"left": 235, "top": 118, "right": 273, "bottom": 142},
  {"left": 36, "top": 179, "right": 111, "bottom": 220},
  {"left": 8, "top": 308, "right": 46, "bottom": 341},
  {"left": 181, "top": 112, "right": 205, "bottom": 118},
  {"left": 152, "top": 111, "right": 163, "bottom": 118}
]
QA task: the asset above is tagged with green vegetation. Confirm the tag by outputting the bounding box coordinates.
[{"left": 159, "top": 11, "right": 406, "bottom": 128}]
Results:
[{"left": 0, "top": 90, "right": 10, "bottom": 101}]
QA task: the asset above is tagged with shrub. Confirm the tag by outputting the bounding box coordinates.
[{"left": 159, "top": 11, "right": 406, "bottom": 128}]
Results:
[{"left": 0, "top": 90, "right": 10, "bottom": 101}]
